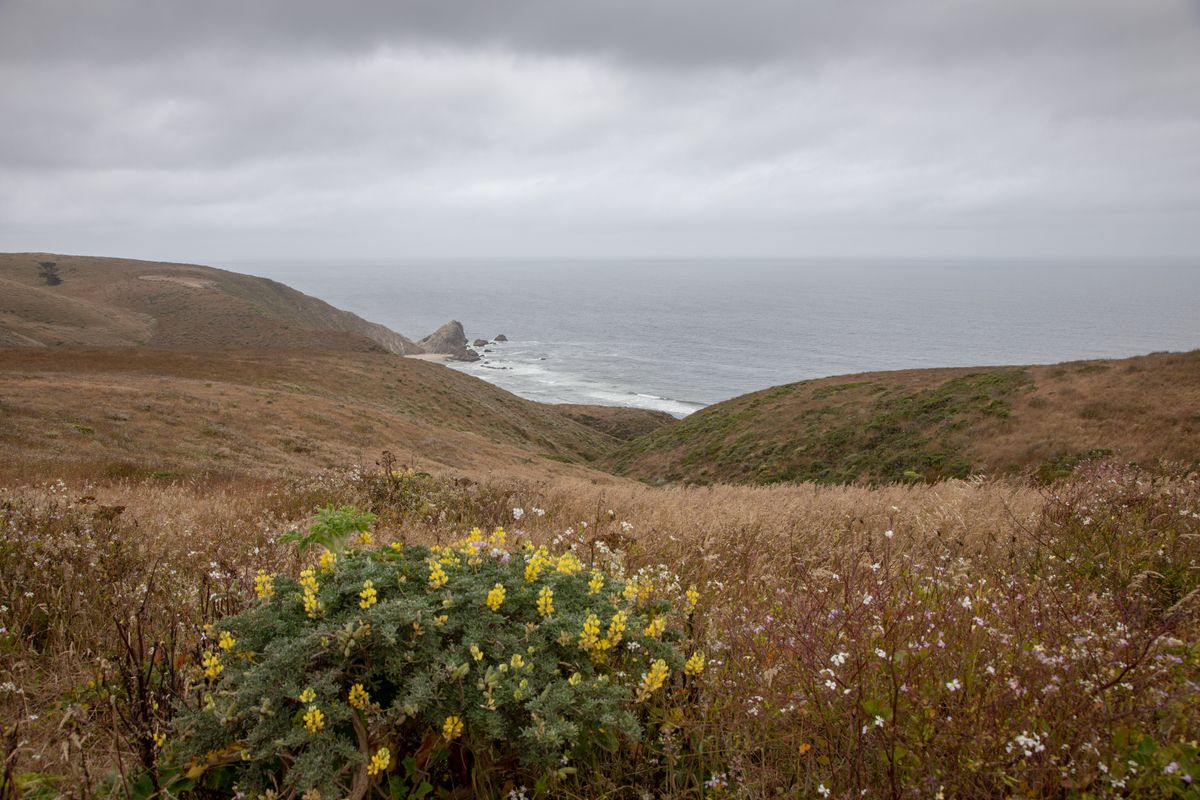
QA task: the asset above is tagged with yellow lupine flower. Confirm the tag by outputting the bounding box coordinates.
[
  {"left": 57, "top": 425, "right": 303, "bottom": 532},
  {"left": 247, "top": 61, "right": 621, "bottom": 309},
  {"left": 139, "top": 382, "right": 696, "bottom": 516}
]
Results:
[
  {"left": 152, "top": 731, "right": 166, "bottom": 748},
  {"left": 427, "top": 560, "right": 448, "bottom": 590},
  {"left": 604, "top": 611, "right": 628, "bottom": 649},
  {"left": 524, "top": 546, "right": 551, "bottom": 583},
  {"left": 622, "top": 579, "right": 640, "bottom": 602},
  {"left": 348, "top": 683, "right": 370, "bottom": 710},
  {"left": 485, "top": 583, "right": 506, "bottom": 612},
  {"left": 684, "top": 651, "right": 706, "bottom": 676},
  {"left": 359, "top": 580, "right": 378, "bottom": 609},
  {"left": 303, "top": 588, "right": 322, "bottom": 619},
  {"left": 201, "top": 651, "right": 223, "bottom": 679},
  {"left": 356, "top": 531, "right": 374, "bottom": 546},
  {"left": 254, "top": 570, "right": 274, "bottom": 600},
  {"left": 555, "top": 552, "right": 582, "bottom": 575},
  {"left": 442, "top": 715, "right": 464, "bottom": 740},
  {"left": 686, "top": 586, "right": 700, "bottom": 610},
  {"left": 510, "top": 654, "right": 526, "bottom": 670},
  {"left": 643, "top": 617, "right": 666, "bottom": 639},
  {"left": 578, "top": 613, "right": 602, "bottom": 652},
  {"left": 318, "top": 550, "right": 337, "bottom": 572},
  {"left": 217, "top": 631, "right": 236, "bottom": 651},
  {"left": 469, "top": 644, "right": 484, "bottom": 661},
  {"left": 367, "top": 746, "right": 390, "bottom": 776},
  {"left": 636, "top": 659, "right": 670, "bottom": 702},
  {"left": 298, "top": 687, "right": 316, "bottom": 703},
  {"left": 298, "top": 568, "right": 318, "bottom": 593},
  {"left": 587, "top": 571, "right": 604, "bottom": 595},
  {"left": 303, "top": 705, "right": 324, "bottom": 734},
  {"left": 488, "top": 527, "right": 507, "bottom": 547},
  {"left": 537, "top": 586, "right": 554, "bottom": 617},
  {"left": 568, "top": 671, "right": 583, "bottom": 686}
]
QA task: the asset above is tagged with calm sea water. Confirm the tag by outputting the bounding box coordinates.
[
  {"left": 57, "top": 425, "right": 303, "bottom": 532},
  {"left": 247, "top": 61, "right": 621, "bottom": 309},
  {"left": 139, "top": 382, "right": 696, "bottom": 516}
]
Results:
[{"left": 230, "top": 259, "right": 1200, "bottom": 416}]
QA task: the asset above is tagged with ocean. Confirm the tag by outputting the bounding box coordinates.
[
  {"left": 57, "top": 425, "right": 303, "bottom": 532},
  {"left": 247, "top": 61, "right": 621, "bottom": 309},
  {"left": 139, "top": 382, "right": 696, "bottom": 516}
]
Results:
[{"left": 231, "top": 259, "right": 1200, "bottom": 417}]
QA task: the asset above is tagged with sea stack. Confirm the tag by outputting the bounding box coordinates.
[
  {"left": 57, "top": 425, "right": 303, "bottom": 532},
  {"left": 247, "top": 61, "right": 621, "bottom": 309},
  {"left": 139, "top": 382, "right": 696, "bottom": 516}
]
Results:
[
  {"left": 418, "top": 320, "right": 480, "bottom": 362},
  {"left": 494, "top": 334, "right": 508, "bottom": 342}
]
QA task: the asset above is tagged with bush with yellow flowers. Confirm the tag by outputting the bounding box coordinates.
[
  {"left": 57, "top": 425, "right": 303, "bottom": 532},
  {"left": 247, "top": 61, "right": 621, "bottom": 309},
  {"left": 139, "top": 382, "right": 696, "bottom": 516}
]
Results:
[{"left": 170, "top": 515, "right": 704, "bottom": 798}]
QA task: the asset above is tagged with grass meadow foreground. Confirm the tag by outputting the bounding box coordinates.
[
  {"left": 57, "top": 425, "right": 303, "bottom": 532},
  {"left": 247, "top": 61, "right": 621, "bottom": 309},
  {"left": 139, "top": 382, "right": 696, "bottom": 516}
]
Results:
[{"left": 2, "top": 460, "right": 1198, "bottom": 798}]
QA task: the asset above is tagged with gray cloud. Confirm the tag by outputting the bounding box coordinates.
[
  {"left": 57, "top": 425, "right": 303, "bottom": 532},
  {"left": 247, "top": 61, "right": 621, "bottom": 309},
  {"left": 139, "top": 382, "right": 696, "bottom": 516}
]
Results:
[{"left": 1, "top": 0, "right": 1199, "bottom": 260}]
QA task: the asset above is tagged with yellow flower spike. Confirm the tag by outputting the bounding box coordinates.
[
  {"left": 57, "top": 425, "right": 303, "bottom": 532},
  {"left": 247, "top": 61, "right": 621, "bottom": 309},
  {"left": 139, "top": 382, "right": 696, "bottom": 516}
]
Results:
[
  {"left": 348, "top": 683, "right": 370, "bottom": 709},
  {"left": 537, "top": 586, "right": 554, "bottom": 617},
  {"left": 367, "top": 746, "right": 390, "bottom": 776},
  {"left": 684, "top": 651, "right": 706, "bottom": 676},
  {"left": 605, "top": 611, "right": 628, "bottom": 648},
  {"left": 485, "top": 583, "right": 506, "bottom": 612},
  {"left": 442, "top": 715, "right": 464, "bottom": 740},
  {"left": 636, "top": 659, "right": 670, "bottom": 702},
  {"left": 587, "top": 571, "right": 604, "bottom": 595},
  {"left": 152, "top": 731, "right": 166, "bottom": 749},
  {"left": 318, "top": 550, "right": 337, "bottom": 572},
  {"left": 303, "top": 705, "right": 325, "bottom": 734},
  {"left": 201, "top": 651, "right": 223, "bottom": 679},
  {"left": 469, "top": 644, "right": 484, "bottom": 662},
  {"left": 359, "top": 580, "right": 378, "bottom": 609},
  {"left": 303, "top": 588, "right": 323, "bottom": 619},
  {"left": 568, "top": 672, "right": 583, "bottom": 686},
  {"left": 622, "top": 580, "right": 639, "bottom": 602},
  {"left": 555, "top": 552, "right": 582, "bottom": 575},
  {"left": 254, "top": 570, "right": 275, "bottom": 600},
  {"left": 217, "top": 631, "right": 236, "bottom": 651},
  {"left": 686, "top": 586, "right": 700, "bottom": 610},
  {"left": 578, "top": 613, "right": 601, "bottom": 653},
  {"left": 298, "top": 687, "right": 316, "bottom": 703},
  {"left": 643, "top": 617, "right": 666, "bottom": 639},
  {"left": 356, "top": 531, "right": 374, "bottom": 546},
  {"left": 298, "top": 568, "right": 318, "bottom": 593},
  {"left": 510, "top": 654, "right": 525, "bottom": 670},
  {"left": 389, "top": 541, "right": 404, "bottom": 552},
  {"left": 488, "top": 527, "right": 506, "bottom": 547},
  {"left": 427, "top": 560, "right": 448, "bottom": 590}
]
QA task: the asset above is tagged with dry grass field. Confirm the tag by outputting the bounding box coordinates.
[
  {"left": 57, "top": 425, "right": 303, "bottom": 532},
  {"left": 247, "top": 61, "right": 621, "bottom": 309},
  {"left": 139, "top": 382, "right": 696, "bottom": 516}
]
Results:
[{"left": 2, "top": 461, "right": 1197, "bottom": 797}]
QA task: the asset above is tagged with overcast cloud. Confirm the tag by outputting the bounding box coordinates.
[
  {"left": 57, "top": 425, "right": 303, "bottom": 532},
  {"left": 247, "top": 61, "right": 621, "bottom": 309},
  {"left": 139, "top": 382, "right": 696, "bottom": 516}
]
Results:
[{"left": 2, "top": 0, "right": 1199, "bottom": 261}]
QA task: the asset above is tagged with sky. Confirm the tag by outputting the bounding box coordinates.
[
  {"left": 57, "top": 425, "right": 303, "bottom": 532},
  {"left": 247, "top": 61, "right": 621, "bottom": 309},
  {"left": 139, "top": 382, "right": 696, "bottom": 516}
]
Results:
[{"left": 1, "top": 0, "right": 1199, "bottom": 262}]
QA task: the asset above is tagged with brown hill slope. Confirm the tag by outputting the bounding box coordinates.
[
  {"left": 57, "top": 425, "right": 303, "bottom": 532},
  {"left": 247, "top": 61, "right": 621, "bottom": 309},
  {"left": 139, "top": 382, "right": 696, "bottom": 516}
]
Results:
[
  {"left": 610, "top": 350, "right": 1200, "bottom": 485},
  {"left": 0, "top": 253, "right": 423, "bottom": 353},
  {"left": 555, "top": 404, "right": 677, "bottom": 441},
  {"left": 0, "top": 347, "right": 629, "bottom": 483}
]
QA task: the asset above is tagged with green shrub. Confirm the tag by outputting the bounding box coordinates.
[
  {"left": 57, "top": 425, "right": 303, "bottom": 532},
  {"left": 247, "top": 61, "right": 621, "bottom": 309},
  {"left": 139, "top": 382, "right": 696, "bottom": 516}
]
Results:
[{"left": 170, "top": 518, "right": 704, "bottom": 798}]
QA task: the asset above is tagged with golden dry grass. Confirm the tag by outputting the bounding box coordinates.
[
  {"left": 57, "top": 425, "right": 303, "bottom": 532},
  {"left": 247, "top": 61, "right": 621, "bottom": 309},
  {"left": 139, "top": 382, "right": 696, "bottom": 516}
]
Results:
[{"left": 3, "top": 463, "right": 1197, "bottom": 797}]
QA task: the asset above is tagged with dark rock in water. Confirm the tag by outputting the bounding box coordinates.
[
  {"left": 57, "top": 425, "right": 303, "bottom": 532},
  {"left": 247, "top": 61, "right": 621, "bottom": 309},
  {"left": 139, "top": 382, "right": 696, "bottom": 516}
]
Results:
[
  {"left": 418, "top": 320, "right": 479, "bottom": 362},
  {"left": 473, "top": 339, "right": 489, "bottom": 347},
  {"left": 484, "top": 348, "right": 493, "bottom": 353},
  {"left": 494, "top": 334, "right": 508, "bottom": 342}
]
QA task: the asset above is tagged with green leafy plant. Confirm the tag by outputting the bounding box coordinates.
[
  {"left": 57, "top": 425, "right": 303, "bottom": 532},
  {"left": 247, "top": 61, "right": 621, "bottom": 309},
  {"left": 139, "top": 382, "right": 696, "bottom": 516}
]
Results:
[
  {"left": 169, "top": 516, "right": 705, "bottom": 798},
  {"left": 281, "top": 505, "right": 378, "bottom": 556}
]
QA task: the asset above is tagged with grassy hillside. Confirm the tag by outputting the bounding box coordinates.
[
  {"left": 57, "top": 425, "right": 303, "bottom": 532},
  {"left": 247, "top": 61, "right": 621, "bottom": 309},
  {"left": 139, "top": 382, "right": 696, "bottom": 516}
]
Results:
[
  {"left": 611, "top": 350, "right": 1200, "bottom": 485},
  {"left": 0, "top": 252, "right": 423, "bottom": 353},
  {"left": 0, "top": 347, "right": 634, "bottom": 483}
]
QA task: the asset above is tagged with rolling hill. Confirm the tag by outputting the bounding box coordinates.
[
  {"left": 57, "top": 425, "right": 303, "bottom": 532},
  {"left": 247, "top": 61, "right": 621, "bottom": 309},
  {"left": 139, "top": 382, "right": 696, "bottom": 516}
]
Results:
[
  {"left": 610, "top": 350, "right": 1200, "bottom": 485},
  {"left": 0, "top": 252, "right": 424, "bottom": 352},
  {"left": 0, "top": 347, "right": 642, "bottom": 484}
]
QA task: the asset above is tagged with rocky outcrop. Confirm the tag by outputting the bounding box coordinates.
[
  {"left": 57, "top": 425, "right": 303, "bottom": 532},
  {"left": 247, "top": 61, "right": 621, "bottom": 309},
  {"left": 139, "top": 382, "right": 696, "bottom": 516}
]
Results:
[
  {"left": 473, "top": 339, "right": 489, "bottom": 347},
  {"left": 494, "top": 334, "right": 508, "bottom": 342},
  {"left": 418, "top": 320, "right": 480, "bottom": 362}
]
